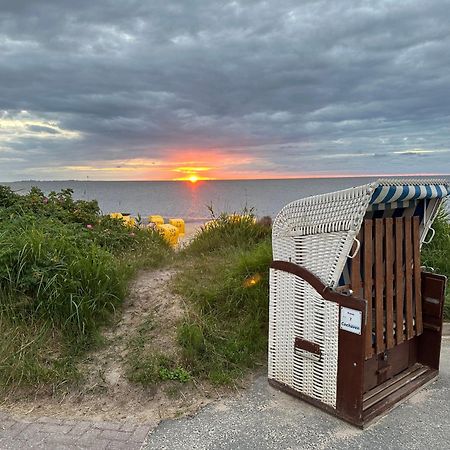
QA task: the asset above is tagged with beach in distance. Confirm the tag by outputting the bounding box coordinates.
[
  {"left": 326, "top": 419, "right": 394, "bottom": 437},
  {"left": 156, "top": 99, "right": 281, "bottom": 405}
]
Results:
[{"left": 5, "top": 176, "right": 449, "bottom": 222}]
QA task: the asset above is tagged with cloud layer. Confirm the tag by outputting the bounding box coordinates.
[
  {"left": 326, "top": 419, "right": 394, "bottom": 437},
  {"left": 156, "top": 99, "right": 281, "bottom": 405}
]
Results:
[{"left": 1, "top": 0, "right": 450, "bottom": 180}]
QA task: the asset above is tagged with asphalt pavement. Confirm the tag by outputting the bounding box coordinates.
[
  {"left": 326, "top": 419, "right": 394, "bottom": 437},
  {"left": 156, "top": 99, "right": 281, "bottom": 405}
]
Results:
[{"left": 146, "top": 339, "right": 450, "bottom": 450}]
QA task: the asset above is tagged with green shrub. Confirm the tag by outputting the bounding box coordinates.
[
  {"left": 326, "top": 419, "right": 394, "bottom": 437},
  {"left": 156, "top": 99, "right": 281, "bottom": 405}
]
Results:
[
  {"left": 422, "top": 206, "right": 450, "bottom": 319},
  {"left": 158, "top": 366, "right": 190, "bottom": 383},
  {"left": 0, "top": 185, "right": 171, "bottom": 259},
  {"left": 127, "top": 353, "right": 191, "bottom": 384},
  {"left": 0, "top": 186, "right": 100, "bottom": 226},
  {"left": 0, "top": 185, "right": 172, "bottom": 387},
  {"left": 0, "top": 218, "right": 125, "bottom": 336},
  {"left": 175, "top": 237, "right": 272, "bottom": 384}
]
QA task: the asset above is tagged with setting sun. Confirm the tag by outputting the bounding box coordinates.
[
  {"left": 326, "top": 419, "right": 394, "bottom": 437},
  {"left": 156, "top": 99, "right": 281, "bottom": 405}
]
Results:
[{"left": 172, "top": 163, "right": 215, "bottom": 181}]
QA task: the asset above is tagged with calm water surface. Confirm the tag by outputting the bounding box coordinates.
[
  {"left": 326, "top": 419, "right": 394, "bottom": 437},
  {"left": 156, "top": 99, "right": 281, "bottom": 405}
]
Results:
[{"left": 4, "top": 177, "right": 448, "bottom": 221}]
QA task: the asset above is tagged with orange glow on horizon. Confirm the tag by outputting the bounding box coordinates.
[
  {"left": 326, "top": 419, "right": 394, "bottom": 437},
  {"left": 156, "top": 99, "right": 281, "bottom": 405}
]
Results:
[
  {"left": 173, "top": 166, "right": 211, "bottom": 173},
  {"left": 167, "top": 149, "right": 259, "bottom": 181},
  {"left": 174, "top": 174, "right": 214, "bottom": 182},
  {"left": 171, "top": 162, "right": 216, "bottom": 182},
  {"left": 35, "top": 147, "right": 448, "bottom": 181}
]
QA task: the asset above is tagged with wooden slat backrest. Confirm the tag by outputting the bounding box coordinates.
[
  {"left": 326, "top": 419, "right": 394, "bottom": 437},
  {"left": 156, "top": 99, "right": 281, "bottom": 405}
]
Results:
[
  {"left": 385, "top": 218, "right": 395, "bottom": 349},
  {"left": 350, "top": 216, "right": 423, "bottom": 360},
  {"left": 374, "top": 219, "right": 385, "bottom": 354},
  {"left": 412, "top": 218, "right": 423, "bottom": 335},
  {"left": 363, "top": 219, "right": 373, "bottom": 359},
  {"left": 404, "top": 217, "right": 414, "bottom": 340},
  {"left": 395, "top": 218, "right": 405, "bottom": 345}
]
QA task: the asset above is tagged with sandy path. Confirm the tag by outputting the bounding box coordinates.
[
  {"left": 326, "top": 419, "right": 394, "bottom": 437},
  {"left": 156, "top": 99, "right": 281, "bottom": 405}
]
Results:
[{"left": 1, "top": 268, "right": 221, "bottom": 425}]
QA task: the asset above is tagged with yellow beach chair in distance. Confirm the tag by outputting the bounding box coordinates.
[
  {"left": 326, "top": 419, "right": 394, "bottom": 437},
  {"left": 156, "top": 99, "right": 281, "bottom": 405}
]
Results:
[{"left": 169, "top": 218, "right": 185, "bottom": 237}]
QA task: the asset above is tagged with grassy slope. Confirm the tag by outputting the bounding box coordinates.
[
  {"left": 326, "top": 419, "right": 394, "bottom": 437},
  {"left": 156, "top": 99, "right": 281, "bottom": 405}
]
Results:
[
  {"left": 0, "top": 186, "right": 172, "bottom": 389},
  {"left": 173, "top": 214, "right": 272, "bottom": 384}
]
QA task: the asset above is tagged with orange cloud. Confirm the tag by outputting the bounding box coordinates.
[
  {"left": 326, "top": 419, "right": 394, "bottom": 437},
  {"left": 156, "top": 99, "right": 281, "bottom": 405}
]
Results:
[
  {"left": 166, "top": 148, "right": 259, "bottom": 180},
  {"left": 173, "top": 166, "right": 211, "bottom": 172},
  {"left": 50, "top": 152, "right": 302, "bottom": 181},
  {"left": 27, "top": 149, "right": 258, "bottom": 180},
  {"left": 172, "top": 165, "right": 214, "bottom": 181},
  {"left": 27, "top": 148, "right": 382, "bottom": 181}
]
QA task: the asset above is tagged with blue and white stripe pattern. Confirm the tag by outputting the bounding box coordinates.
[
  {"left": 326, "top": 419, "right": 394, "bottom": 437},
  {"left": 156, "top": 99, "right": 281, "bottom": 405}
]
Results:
[
  {"left": 369, "top": 182, "right": 450, "bottom": 205},
  {"left": 338, "top": 178, "right": 449, "bottom": 287}
]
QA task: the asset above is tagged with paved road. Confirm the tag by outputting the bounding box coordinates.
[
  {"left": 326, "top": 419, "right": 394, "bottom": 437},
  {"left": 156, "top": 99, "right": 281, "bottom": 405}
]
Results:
[{"left": 146, "top": 339, "right": 450, "bottom": 450}]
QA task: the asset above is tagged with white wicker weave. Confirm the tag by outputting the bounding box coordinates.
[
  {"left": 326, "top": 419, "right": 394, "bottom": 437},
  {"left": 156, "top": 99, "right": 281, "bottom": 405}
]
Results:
[{"left": 269, "top": 178, "right": 448, "bottom": 408}]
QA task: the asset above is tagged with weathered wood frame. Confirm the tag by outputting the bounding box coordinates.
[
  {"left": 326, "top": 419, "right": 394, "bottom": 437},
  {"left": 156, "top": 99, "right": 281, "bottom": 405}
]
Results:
[
  {"left": 354, "top": 217, "right": 425, "bottom": 359},
  {"left": 269, "top": 258, "right": 446, "bottom": 427}
]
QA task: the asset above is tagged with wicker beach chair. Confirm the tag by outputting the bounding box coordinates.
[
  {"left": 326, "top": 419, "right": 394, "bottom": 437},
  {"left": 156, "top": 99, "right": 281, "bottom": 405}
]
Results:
[{"left": 269, "top": 178, "right": 449, "bottom": 427}]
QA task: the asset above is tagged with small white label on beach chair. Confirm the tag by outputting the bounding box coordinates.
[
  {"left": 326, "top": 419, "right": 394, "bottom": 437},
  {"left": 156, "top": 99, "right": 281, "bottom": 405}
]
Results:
[{"left": 340, "top": 307, "right": 362, "bottom": 335}]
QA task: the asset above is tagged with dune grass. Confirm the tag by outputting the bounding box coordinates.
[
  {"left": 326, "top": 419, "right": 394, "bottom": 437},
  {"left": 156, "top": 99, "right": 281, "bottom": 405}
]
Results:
[
  {"left": 0, "top": 315, "right": 77, "bottom": 387},
  {"left": 183, "top": 209, "right": 270, "bottom": 256},
  {"left": 0, "top": 186, "right": 172, "bottom": 389},
  {"left": 173, "top": 213, "right": 272, "bottom": 384}
]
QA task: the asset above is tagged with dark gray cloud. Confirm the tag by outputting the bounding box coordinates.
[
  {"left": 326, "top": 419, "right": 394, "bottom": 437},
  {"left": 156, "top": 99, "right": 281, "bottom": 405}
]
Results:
[{"left": 1, "top": 0, "right": 449, "bottom": 180}]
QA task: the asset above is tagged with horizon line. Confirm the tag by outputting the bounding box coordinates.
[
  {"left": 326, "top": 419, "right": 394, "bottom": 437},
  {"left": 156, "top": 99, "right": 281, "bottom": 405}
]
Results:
[{"left": 2, "top": 172, "right": 450, "bottom": 183}]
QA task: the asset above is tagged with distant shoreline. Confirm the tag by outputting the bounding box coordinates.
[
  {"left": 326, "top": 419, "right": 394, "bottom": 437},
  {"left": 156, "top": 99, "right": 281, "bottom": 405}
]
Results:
[{"left": 2, "top": 174, "right": 450, "bottom": 184}]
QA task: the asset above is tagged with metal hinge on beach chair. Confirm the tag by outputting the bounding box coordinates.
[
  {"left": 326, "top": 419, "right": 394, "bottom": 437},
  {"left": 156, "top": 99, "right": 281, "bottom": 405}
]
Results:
[{"left": 268, "top": 178, "right": 449, "bottom": 427}]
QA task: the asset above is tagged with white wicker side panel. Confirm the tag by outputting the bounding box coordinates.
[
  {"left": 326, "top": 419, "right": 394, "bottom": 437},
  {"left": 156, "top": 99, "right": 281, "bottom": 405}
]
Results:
[
  {"left": 313, "top": 289, "right": 339, "bottom": 406},
  {"left": 268, "top": 268, "right": 295, "bottom": 385},
  {"left": 293, "top": 280, "right": 339, "bottom": 407},
  {"left": 273, "top": 232, "right": 355, "bottom": 287},
  {"left": 269, "top": 269, "right": 339, "bottom": 408},
  {"left": 270, "top": 184, "right": 374, "bottom": 408},
  {"left": 272, "top": 183, "right": 374, "bottom": 286},
  {"left": 268, "top": 268, "right": 278, "bottom": 380},
  {"left": 293, "top": 232, "right": 354, "bottom": 287}
]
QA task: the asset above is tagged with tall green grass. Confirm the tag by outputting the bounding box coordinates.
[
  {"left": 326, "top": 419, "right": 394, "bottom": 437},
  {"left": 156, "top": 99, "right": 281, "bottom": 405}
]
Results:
[
  {"left": 183, "top": 209, "right": 270, "bottom": 256},
  {"left": 0, "top": 186, "right": 172, "bottom": 388},
  {"left": 0, "top": 218, "right": 126, "bottom": 335},
  {"left": 174, "top": 212, "right": 272, "bottom": 384},
  {"left": 421, "top": 206, "right": 450, "bottom": 319},
  {"left": 0, "top": 314, "right": 77, "bottom": 386}
]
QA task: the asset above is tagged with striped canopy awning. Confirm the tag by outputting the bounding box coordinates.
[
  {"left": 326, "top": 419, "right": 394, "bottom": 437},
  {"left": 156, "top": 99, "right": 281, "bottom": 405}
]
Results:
[
  {"left": 339, "top": 178, "right": 449, "bottom": 287},
  {"left": 370, "top": 180, "right": 450, "bottom": 205}
]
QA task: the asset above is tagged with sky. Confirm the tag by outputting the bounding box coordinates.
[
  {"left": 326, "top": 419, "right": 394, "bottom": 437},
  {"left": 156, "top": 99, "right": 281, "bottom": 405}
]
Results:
[{"left": 1, "top": 0, "right": 450, "bottom": 181}]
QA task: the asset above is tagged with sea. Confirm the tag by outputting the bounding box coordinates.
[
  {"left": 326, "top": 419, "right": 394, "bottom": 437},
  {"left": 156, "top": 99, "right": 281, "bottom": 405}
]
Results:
[{"left": 3, "top": 177, "right": 449, "bottom": 222}]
